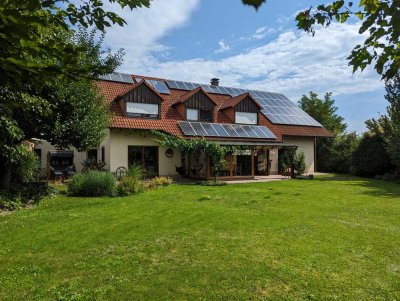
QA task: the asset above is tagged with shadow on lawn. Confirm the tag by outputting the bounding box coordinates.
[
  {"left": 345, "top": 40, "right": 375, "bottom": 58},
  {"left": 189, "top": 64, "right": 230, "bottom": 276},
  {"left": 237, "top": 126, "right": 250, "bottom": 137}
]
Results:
[{"left": 316, "top": 174, "right": 400, "bottom": 198}]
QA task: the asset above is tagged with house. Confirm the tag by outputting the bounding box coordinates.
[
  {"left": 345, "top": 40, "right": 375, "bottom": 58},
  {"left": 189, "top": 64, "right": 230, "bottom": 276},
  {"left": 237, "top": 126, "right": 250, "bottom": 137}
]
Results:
[{"left": 34, "top": 72, "right": 332, "bottom": 180}]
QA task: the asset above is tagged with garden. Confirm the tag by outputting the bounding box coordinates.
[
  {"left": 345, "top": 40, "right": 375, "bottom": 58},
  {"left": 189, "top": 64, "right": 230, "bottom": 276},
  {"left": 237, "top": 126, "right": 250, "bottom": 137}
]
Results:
[{"left": 0, "top": 175, "right": 399, "bottom": 300}]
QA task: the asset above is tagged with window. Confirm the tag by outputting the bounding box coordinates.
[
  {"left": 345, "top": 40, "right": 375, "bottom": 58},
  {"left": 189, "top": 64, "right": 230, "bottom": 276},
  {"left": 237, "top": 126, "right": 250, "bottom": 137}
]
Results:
[
  {"left": 127, "top": 102, "right": 159, "bottom": 119},
  {"left": 187, "top": 109, "right": 198, "bottom": 121},
  {"left": 128, "top": 146, "right": 158, "bottom": 177},
  {"left": 101, "top": 146, "right": 105, "bottom": 163},
  {"left": 186, "top": 108, "right": 213, "bottom": 122},
  {"left": 87, "top": 149, "right": 98, "bottom": 163},
  {"left": 235, "top": 112, "right": 257, "bottom": 125},
  {"left": 200, "top": 110, "right": 213, "bottom": 122}
]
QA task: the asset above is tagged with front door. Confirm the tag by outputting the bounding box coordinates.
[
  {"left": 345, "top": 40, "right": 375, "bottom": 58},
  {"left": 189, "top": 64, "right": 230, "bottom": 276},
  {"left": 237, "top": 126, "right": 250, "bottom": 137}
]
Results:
[{"left": 128, "top": 146, "right": 158, "bottom": 177}]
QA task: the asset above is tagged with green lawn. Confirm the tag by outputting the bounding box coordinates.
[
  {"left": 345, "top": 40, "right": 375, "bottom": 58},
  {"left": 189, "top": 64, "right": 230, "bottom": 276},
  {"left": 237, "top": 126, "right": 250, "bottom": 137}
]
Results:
[{"left": 0, "top": 175, "right": 399, "bottom": 300}]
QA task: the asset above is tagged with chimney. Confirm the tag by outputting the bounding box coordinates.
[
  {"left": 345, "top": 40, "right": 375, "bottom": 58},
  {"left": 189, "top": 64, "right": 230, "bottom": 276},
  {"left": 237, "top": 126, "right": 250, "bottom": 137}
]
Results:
[{"left": 210, "top": 78, "right": 220, "bottom": 86}]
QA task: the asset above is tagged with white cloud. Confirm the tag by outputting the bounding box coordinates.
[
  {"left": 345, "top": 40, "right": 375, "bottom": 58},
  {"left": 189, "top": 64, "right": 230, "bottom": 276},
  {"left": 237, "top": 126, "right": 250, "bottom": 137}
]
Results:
[
  {"left": 251, "top": 26, "right": 275, "bottom": 40},
  {"left": 103, "top": 0, "right": 199, "bottom": 71},
  {"left": 215, "top": 39, "right": 231, "bottom": 53},
  {"left": 137, "top": 22, "right": 383, "bottom": 100}
]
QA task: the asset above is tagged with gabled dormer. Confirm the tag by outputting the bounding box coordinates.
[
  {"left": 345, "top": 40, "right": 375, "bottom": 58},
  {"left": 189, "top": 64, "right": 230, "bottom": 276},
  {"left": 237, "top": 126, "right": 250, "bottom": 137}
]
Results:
[
  {"left": 172, "top": 87, "right": 218, "bottom": 122},
  {"left": 115, "top": 80, "right": 165, "bottom": 119},
  {"left": 220, "top": 93, "right": 262, "bottom": 125}
]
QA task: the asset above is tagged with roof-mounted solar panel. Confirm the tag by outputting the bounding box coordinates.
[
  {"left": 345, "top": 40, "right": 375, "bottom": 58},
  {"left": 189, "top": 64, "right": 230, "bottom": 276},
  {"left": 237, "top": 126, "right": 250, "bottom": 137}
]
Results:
[
  {"left": 179, "top": 122, "right": 276, "bottom": 139},
  {"left": 99, "top": 72, "right": 133, "bottom": 84},
  {"left": 145, "top": 79, "right": 171, "bottom": 95}
]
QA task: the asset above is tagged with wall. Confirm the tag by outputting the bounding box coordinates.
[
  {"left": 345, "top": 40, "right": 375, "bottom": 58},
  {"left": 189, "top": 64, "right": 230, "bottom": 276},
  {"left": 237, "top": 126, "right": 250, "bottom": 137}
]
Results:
[
  {"left": 283, "top": 136, "right": 315, "bottom": 174},
  {"left": 109, "top": 129, "right": 181, "bottom": 176},
  {"left": 33, "top": 140, "right": 88, "bottom": 173}
]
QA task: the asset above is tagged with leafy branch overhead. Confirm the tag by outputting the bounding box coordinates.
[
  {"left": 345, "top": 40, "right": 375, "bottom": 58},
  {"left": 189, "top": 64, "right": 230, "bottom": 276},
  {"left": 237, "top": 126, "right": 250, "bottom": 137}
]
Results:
[{"left": 244, "top": 0, "right": 399, "bottom": 81}]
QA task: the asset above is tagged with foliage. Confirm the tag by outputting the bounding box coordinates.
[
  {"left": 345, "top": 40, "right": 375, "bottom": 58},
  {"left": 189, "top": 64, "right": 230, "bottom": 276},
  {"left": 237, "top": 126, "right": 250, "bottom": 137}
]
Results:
[
  {"left": 150, "top": 177, "right": 173, "bottom": 187},
  {"left": 365, "top": 72, "right": 400, "bottom": 178},
  {"left": 153, "top": 131, "right": 249, "bottom": 178},
  {"left": 0, "top": 1, "right": 147, "bottom": 88},
  {"left": 67, "top": 171, "right": 116, "bottom": 197},
  {"left": 278, "top": 147, "right": 297, "bottom": 175},
  {"left": 127, "top": 164, "right": 145, "bottom": 181},
  {"left": 352, "top": 133, "right": 394, "bottom": 177},
  {"left": 320, "top": 132, "right": 360, "bottom": 174},
  {"left": 0, "top": 28, "right": 116, "bottom": 190},
  {"left": 293, "top": 152, "right": 307, "bottom": 175},
  {"left": 299, "top": 92, "right": 346, "bottom": 136},
  {"left": 116, "top": 176, "right": 146, "bottom": 196},
  {"left": 295, "top": 0, "right": 399, "bottom": 80},
  {"left": 82, "top": 158, "right": 107, "bottom": 172}
]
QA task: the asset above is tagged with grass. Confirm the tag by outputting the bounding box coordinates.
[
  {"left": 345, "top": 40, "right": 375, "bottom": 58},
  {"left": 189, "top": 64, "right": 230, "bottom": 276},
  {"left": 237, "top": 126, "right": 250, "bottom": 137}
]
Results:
[{"left": 0, "top": 175, "right": 399, "bottom": 300}]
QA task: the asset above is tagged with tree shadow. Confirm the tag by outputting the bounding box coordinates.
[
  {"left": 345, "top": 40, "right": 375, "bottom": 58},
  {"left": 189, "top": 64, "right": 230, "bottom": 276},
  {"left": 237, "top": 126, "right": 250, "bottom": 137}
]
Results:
[{"left": 315, "top": 174, "right": 400, "bottom": 198}]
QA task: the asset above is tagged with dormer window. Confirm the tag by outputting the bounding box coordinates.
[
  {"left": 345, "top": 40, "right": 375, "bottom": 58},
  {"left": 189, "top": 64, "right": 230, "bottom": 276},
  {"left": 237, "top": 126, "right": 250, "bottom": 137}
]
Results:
[
  {"left": 127, "top": 102, "right": 159, "bottom": 119},
  {"left": 235, "top": 112, "right": 257, "bottom": 125},
  {"left": 172, "top": 87, "right": 217, "bottom": 122},
  {"left": 115, "top": 80, "right": 164, "bottom": 120}
]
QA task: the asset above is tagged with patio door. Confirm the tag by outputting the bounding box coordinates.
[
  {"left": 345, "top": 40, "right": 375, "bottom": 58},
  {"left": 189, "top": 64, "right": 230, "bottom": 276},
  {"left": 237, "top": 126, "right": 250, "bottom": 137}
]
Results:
[{"left": 128, "top": 146, "right": 158, "bottom": 177}]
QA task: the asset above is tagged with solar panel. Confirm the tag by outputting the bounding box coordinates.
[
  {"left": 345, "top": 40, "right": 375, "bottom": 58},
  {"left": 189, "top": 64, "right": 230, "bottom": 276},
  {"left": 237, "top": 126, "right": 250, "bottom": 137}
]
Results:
[
  {"left": 165, "top": 80, "right": 322, "bottom": 127},
  {"left": 99, "top": 72, "right": 133, "bottom": 84},
  {"left": 146, "top": 80, "right": 171, "bottom": 94},
  {"left": 178, "top": 122, "right": 276, "bottom": 139}
]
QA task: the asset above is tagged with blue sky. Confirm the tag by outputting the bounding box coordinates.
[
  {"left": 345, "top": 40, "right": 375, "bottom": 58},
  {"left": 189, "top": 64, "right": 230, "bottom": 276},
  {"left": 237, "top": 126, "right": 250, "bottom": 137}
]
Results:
[{"left": 103, "top": 0, "right": 387, "bottom": 133}]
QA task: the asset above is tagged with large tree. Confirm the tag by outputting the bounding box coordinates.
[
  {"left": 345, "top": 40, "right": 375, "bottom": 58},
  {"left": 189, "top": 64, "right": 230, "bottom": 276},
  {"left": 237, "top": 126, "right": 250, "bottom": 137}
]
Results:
[
  {"left": 0, "top": 29, "right": 122, "bottom": 189},
  {"left": 299, "top": 92, "right": 358, "bottom": 173},
  {"left": 243, "top": 0, "right": 399, "bottom": 81}
]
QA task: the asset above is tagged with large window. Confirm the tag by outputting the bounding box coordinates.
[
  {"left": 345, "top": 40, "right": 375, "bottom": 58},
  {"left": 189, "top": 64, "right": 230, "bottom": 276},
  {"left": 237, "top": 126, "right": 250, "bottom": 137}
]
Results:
[
  {"left": 127, "top": 102, "right": 159, "bottom": 119},
  {"left": 128, "top": 146, "right": 158, "bottom": 177},
  {"left": 235, "top": 112, "right": 257, "bottom": 125},
  {"left": 186, "top": 108, "right": 213, "bottom": 122}
]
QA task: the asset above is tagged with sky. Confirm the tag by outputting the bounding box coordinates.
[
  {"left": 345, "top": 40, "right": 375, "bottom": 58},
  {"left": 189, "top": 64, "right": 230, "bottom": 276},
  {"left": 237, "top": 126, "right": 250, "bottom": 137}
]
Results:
[{"left": 102, "top": 0, "right": 387, "bottom": 133}]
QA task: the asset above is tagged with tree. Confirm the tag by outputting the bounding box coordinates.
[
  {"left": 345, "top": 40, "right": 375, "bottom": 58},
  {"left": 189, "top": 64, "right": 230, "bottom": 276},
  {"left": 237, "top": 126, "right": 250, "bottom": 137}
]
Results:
[
  {"left": 243, "top": 0, "right": 399, "bottom": 81},
  {"left": 352, "top": 133, "right": 393, "bottom": 177},
  {"left": 299, "top": 92, "right": 346, "bottom": 136},
  {"left": 0, "top": 0, "right": 149, "bottom": 88},
  {"left": 0, "top": 29, "right": 120, "bottom": 190},
  {"left": 298, "top": 92, "right": 357, "bottom": 173}
]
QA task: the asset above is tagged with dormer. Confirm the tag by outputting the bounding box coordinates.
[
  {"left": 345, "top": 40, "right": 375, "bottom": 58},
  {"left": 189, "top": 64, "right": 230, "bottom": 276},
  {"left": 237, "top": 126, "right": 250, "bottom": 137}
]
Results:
[
  {"left": 220, "top": 93, "right": 262, "bottom": 125},
  {"left": 172, "top": 87, "right": 218, "bottom": 122},
  {"left": 115, "top": 80, "right": 165, "bottom": 119}
]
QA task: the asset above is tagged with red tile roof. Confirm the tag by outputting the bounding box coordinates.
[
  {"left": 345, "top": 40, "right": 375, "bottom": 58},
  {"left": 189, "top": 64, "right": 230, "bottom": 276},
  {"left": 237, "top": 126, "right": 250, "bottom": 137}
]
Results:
[
  {"left": 172, "top": 86, "right": 218, "bottom": 106},
  {"left": 220, "top": 92, "right": 262, "bottom": 110},
  {"left": 96, "top": 75, "right": 333, "bottom": 142}
]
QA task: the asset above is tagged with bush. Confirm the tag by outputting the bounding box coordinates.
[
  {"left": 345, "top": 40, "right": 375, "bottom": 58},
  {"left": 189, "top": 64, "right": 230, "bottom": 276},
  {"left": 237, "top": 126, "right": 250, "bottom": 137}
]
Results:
[
  {"left": 150, "top": 177, "right": 172, "bottom": 187},
  {"left": 127, "top": 165, "right": 144, "bottom": 181},
  {"left": 67, "top": 171, "right": 116, "bottom": 197},
  {"left": 352, "top": 134, "right": 394, "bottom": 177},
  {"left": 293, "top": 152, "right": 306, "bottom": 175},
  {"left": 116, "top": 176, "right": 146, "bottom": 196}
]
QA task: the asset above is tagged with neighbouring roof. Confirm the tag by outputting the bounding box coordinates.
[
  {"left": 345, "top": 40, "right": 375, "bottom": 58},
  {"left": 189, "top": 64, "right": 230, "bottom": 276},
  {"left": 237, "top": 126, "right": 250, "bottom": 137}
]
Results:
[{"left": 97, "top": 72, "right": 333, "bottom": 142}]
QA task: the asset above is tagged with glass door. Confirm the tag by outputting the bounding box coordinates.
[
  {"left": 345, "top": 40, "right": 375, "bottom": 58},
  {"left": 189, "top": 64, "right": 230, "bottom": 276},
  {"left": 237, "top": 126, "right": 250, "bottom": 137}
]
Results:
[{"left": 128, "top": 146, "right": 159, "bottom": 177}]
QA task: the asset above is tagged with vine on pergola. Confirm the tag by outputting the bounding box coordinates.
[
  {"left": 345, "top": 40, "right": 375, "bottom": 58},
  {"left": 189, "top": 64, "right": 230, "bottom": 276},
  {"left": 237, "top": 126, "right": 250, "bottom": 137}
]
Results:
[{"left": 151, "top": 131, "right": 250, "bottom": 177}]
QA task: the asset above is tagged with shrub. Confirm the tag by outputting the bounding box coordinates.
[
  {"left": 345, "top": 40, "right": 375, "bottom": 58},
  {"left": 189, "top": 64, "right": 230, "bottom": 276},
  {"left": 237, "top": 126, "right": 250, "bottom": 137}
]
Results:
[
  {"left": 116, "top": 176, "right": 146, "bottom": 196},
  {"left": 67, "top": 171, "right": 116, "bottom": 197},
  {"left": 293, "top": 152, "right": 306, "bottom": 175},
  {"left": 352, "top": 133, "right": 394, "bottom": 177},
  {"left": 150, "top": 177, "right": 173, "bottom": 187},
  {"left": 127, "top": 165, "right": 144, "bottom": 181}
]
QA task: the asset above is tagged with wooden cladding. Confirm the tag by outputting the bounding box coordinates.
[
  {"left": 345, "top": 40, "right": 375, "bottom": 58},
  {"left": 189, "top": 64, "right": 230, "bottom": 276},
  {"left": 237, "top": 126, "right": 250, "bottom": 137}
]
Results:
[
  {"left": 184, "top": 90, "right": 215, "bottom": 110},
  {"left": 124, "top": 84, "right": 162, "bottom": 104},
  {"left": 234, "top": 97, "right": 260, "bottom": 113}
]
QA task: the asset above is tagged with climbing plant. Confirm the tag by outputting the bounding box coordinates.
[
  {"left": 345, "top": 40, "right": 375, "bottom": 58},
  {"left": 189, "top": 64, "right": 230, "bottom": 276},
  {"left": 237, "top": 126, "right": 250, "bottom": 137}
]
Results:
[{"left": 152, "top": 131, "right": 249, "bottom": 179}]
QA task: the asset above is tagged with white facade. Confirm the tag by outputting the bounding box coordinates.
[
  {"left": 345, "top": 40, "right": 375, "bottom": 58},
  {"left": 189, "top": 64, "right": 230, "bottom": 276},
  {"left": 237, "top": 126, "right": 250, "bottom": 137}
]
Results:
[{"left": 34, "top": 130, "right": 316, "bottom": 177}]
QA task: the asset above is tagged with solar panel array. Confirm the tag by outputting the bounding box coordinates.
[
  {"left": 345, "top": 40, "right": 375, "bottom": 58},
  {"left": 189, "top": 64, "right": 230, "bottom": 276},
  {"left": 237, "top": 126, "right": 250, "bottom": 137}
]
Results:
[
  {"left": 99, "top": 72, "right": 133, "bottom": 84},
  {"left": 179, "top": 122, "right": 276, "bottom": 139},
  {"left": 167, "top": 80, "right": 321, "bottom": 127},
  {"left": 134, "top": 78, "right": 171, "bottom": 95}
]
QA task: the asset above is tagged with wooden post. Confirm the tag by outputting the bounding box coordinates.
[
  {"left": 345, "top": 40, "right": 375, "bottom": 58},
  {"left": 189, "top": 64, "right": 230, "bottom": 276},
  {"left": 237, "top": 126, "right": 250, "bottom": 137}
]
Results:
[
  {"left": 229, "top": 154, "right": 234, "bottom": 177},
  {"left": 251, "top": 149, "right": 255, "bottom": 177}
]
